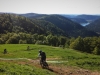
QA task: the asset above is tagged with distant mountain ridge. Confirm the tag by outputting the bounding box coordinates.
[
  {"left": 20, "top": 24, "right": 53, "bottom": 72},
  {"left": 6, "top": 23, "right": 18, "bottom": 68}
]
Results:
[
  {"left": 0, "top": 13, "right": 44, "bottom": 34},
  {"left": 76, "top": 14, "right": 100, "bottom": 21},
  {"left": 19, "top": 13, "right": 47, "bottom": 19},
  {"left": 40, "top": 15, "right": 98, "bottom": 37},
  {"left": 0, "top": 13, "right": 66, "bottom": 36},
  {"left": 61, "top": 14, "right": 100, "bottom": 26},
  {"left": 0, "top": 13, "right": 99, "bottom": 37}
]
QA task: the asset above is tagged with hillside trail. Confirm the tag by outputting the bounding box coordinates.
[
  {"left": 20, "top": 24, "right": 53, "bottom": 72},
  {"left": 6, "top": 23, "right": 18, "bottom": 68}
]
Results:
[
  {"left": 0, "top": 58, "right": 100, "bottom": 75},
  {"left": 28, "top": 59, "right": 100, "bottom": 75}
]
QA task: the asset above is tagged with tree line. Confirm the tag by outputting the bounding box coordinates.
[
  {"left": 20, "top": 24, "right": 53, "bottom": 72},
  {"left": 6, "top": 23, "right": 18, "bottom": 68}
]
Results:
[
  {"left": 0, "top": 33, "right": 100, "bottom": 55},
  {"left": 0, "top": 33, "right": 67, "bottom": 45},
  {"left": 69, "top": 36, "right": 100, "bottom": 55}
]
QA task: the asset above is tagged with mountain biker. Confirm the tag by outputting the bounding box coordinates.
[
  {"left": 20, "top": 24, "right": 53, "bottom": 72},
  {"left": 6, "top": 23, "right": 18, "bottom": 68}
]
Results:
[
  {"left": 4, "top": 49, "right": 7, "bottom": 54},
  {"left": 38, "top": 50, "right": 46, "bottom": 63}
]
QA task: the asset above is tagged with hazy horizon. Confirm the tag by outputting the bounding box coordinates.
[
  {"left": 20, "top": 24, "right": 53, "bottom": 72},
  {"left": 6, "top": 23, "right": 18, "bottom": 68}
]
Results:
[
  {"left": 1, "top": 12, "right": 100, "bottom": 15},
  {"left": 0, "top": 0, "right": 100, "bottom": 15}
]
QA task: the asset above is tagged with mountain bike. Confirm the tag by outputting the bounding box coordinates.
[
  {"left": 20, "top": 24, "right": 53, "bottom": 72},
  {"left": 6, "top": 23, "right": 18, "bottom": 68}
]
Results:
[{"left": 40, "top": 60, "right": 49, "bottom": 69}]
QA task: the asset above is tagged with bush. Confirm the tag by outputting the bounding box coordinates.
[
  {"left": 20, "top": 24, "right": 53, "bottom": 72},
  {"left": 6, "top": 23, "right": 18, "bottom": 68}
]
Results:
[{"left": 19, "top": 40, "right": 27, "bottom": 44}]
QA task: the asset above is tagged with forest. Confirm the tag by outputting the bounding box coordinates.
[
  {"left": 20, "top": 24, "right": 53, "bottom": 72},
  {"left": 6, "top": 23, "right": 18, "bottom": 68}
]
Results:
[
  {"left": 0, "top": 33, "right": 100, "bottom": 55},
  {"left": 0, "top": 13, "right": 100, "bottom": 55}
]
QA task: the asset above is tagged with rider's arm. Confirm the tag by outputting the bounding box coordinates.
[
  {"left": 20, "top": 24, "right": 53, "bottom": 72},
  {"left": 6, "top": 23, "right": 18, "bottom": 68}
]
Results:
[{"left": 38, "top": 53, "right": 41, "bottom": 57}]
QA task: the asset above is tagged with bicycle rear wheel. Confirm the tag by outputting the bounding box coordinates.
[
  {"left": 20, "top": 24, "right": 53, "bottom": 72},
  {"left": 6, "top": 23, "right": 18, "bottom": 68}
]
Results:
[{"left": 43, "top": 61, "right": 49, "bottom": 69}]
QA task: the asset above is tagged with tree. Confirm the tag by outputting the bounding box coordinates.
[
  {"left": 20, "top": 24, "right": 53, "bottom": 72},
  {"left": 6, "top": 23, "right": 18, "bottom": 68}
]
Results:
[
  {"left": 0, "top": 38, "right": 3, "bottom": 44},
  {"left": 69, "top": 37, "right": 75, "bottom": 45},
  {"left": 51, "top": 36, "right": 59, "bottom": 46},
  {"left": 46, "top": 34, "right": 53, "bottom": 45},
  {"left": 38, "top": 35, "right": 46, "bottom": 41},
  {"left": 83, "top": 37, "right": 92, "bottom": 53},
  {"left": 70, "top": 36, "right": 84, "bottom": 51},
  {"left": 93, "top": 46, "right": 100, "bottom": 55},
  {"left": 26, "top": 34, "right": 32, "bottom": 44},
  {"left": 19, "top": 40, "right": 27, "bottom": 44},
  {"left": 6, "top": 33, "right": 20, "bottom": 44},
  {"left": 65, "top": 38, "right": 70, "bottom": 48},
  {"left": 59, "top": 36, "right": 67, "bottom": 47},
  {"left": 33, "top": 33, "right": 38, "bottom": 40}
]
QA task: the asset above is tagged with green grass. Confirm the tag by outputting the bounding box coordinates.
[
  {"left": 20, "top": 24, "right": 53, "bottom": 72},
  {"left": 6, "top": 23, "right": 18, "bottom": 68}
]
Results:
[
  {"left": 0, "top": 44, "right": 100, "bottom": 74},
  {"left": 0, "top": 61, "right": 56, "bottom": 75},
  {"left": 0, "top": 44, "right": 45, "bottom": 58}
]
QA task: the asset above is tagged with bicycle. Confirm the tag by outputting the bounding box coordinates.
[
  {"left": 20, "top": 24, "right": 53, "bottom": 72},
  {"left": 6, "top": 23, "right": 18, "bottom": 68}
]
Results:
[{"left": 40, "top": 60, "right": 49, "bottom": 69}]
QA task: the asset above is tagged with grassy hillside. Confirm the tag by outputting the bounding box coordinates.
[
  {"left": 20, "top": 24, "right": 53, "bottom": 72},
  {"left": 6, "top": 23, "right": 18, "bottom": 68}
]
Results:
[{"left": 0, "top": 44, "right": 100, "bottom": 72}]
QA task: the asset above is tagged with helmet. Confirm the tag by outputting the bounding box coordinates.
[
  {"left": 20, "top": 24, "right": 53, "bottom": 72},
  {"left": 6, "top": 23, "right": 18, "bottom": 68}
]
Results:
[{"left": 39, "top": 50, "right": 42, "bottom": 53}]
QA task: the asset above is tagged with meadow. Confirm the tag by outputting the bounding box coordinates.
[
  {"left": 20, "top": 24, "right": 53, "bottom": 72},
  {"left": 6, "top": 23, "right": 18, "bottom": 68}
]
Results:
[{"left": 0, "top": 44, "right": 100, "bottom": 75}]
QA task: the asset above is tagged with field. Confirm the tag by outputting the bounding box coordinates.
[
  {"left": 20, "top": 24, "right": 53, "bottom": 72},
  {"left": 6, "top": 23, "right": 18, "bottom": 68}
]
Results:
[{"left": 0, "top": 44, "right": 100, "bottom": 75}]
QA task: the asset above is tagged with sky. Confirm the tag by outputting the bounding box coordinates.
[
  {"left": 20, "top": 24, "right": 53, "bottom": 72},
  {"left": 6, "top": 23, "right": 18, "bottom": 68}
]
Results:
[{"left": 0, "top": 0, "right": 100, "bottom": 14}]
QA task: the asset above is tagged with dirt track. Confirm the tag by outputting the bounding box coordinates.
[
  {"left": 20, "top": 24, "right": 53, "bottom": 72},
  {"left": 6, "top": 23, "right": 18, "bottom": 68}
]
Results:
[
  {"left": 26, "top": 59, "right": 100, "bottom": 75},
  {"left": 0, "top": 58, "right": 100, "bottom": 75}
]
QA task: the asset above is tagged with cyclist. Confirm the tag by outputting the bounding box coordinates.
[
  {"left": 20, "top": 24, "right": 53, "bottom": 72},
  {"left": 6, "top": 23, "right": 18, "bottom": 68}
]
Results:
[
  {"left": 38, "top": 50, "right": 49, "bottom": 68},
  {"left": 38, "top": 50, "right": 46, "bottom": 62}
]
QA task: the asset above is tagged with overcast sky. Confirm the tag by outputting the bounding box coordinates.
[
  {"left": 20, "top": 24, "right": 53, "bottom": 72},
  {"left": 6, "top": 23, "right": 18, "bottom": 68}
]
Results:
[{"left": 0, "top": 0, "right": 100, "bottom": 14}]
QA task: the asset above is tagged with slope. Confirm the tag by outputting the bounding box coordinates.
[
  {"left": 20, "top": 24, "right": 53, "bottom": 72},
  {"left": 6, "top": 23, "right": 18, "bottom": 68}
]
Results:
[
  {"left": 41, "top": 15, "right": 98, "bottom": 37},
  {"left": 32, "top": 19, "right": 67, "bottom": 36},
  {"left": 85, "top": 18, "right": 100, "bottom": 35},
  {"left": 61, "top": 14, "right": 88, "bottom": 25},
  {"left": 0, "top": 44, "right": 100, "bottom": 75},
  {"left": 0, "top": 13, "right": 66, "bottom": 36},
  {"left": 0, "top": 13, "right": 45, "bottom": 34}
]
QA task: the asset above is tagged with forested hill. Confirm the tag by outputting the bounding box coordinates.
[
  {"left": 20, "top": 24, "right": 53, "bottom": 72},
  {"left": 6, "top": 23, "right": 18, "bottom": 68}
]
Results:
[
  {"left": 85, "top": 18, "right": 100, "bottom": 35},
  {"left": 41, "top": 15, "right": 98, "bottom": 37},
  {"left": 0, "top": 13, "right": 45, "bottom": 34},
  {"left": 70, "top": 18, "right": 88, "bottom": 23},
  {"left": 31, "top": 19, "right": 66, "bottom": 36},
  {"left": 76, "top": 15, "right": 100, "bottom": 22},
  {"left": 19, "top": 13, "right": 47, "bottom": 19},
  {"left": 61, "top": 14, "right": 100, "bottom": 25},
  {"left": 0, "top": 13, "right": 98, "bottom": 37},
  {"left": 0, "top": 13, "right": 66, "bottom": 36}
]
